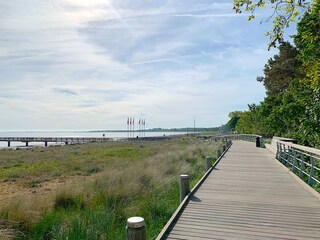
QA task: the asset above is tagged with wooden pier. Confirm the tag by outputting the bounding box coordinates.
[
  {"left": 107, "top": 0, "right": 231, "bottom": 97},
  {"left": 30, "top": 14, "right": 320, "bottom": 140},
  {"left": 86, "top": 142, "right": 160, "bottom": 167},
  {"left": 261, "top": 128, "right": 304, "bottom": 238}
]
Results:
[
  {"left": 160, "top": 140, "right": 320, "bottom": 239},
  {"left": 0, "top": 137, "right": 112, "bottom": 147}
]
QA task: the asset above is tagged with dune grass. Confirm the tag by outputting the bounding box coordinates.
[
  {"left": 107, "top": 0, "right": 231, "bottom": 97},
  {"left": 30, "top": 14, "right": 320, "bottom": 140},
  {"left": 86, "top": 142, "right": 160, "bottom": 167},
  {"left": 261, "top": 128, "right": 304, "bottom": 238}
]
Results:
[{"left": 0, "top": 137, "right": 221, "bottom": 239}]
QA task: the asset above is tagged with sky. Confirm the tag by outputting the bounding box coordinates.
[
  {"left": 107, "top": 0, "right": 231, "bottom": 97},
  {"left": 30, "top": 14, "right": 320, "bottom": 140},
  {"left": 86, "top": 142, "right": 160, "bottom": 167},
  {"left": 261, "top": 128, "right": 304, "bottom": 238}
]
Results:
[{"left": 0, "top": 0, "right": 288, "bottom": 131}]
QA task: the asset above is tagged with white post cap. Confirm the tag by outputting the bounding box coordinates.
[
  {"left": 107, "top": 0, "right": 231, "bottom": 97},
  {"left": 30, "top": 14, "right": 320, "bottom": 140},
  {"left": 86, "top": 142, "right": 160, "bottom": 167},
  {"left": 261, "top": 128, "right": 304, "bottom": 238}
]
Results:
[
  {"left": 127, "top": 216, "right": 145, "bottom": 229},
  {"left": 180, "top": 174, "right": 190, "bottom": 180}
]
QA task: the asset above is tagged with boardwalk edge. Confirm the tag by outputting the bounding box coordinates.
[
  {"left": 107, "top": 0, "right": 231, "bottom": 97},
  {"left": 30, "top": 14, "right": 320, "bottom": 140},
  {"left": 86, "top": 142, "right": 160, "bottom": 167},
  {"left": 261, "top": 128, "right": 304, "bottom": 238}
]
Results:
[{"left": 155, "top": 141, "right": 232, "bottom": 240}]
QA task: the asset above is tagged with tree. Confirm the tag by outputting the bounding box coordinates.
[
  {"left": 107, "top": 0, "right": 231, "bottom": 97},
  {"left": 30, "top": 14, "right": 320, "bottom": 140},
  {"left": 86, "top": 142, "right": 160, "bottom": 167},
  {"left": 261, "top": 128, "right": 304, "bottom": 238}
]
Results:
[
  {"left": 233, "top": 0, "right": 313, "bottom": 48},
  {"left": 293, "top": 0, "right": 320, "bottom": 147},
  {"left": 294, "top": 0, "right": 320, "bottom": 88},
  {"left": 228, "top": 111, "right": 243, "bottom": 118},
  {"left": 257, "top": 42, "right": 301, "bottom": 96},
  {"left": 227, "top": 111, "right": 243, "bottom": 131}
]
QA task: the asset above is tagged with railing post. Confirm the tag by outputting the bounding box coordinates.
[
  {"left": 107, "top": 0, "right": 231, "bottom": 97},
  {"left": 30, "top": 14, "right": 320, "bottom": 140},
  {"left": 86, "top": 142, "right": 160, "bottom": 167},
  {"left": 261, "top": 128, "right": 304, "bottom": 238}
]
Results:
[
  {"left": 299, "top": 153, "right": 305, "bottom": 178},
  {"left": 180, "top": 175, "right": 190, "bottom": 203},
  {"left": 291, "top": 149, "right": 297, "bottom": 172},
  {"left": 222, "top": 145, "right": 226, "bottom": 152},
  {"left": 308, "top": 157, "right": 315, "bottom": 187},
  {"left": 279, "top": 143, "right": 283, "bottom": 163},
  {"left": 126, "top": 216, "right": 146, "bottom": 240},
  {"left": 276, "top": 142, "right": 280, "bottom": 160},
  {"left": 206, "top": 156, "right": 212, "bottom": 171},
  {"left": 286, "top": 146, "right": 290, "bottom": 166}
]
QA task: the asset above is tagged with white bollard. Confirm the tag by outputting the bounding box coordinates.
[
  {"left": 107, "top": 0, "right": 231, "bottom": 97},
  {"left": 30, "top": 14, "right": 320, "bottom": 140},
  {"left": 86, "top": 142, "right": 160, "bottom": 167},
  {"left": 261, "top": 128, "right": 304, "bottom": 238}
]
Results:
[{"left": 126, "top": 216, "right": 146, "bottom": 240}]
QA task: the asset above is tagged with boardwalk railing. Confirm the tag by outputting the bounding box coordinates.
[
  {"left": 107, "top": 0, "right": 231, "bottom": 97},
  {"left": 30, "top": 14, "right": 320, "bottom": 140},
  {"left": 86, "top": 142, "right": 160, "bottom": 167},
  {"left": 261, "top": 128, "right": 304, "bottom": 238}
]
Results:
[
  {"left": 212, "top": 134, "right": 263, "bottom": 147},
  {"left": 274, "top": 138, "right": 320, "bottom": 189}
]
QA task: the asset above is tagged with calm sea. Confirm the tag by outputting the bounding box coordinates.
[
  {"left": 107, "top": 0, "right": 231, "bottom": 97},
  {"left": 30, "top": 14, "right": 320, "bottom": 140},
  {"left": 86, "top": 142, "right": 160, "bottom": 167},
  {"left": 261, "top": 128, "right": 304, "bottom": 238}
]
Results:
[{"left": 0, "top": 131, "right": 187, "bottom": 148}]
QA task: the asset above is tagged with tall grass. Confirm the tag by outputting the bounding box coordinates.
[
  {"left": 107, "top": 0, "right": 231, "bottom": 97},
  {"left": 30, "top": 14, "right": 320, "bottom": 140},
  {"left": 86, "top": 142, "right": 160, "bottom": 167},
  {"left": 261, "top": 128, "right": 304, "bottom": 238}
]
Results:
[{"left": 0, "top": 137, "right": 221, "bottom": 239}]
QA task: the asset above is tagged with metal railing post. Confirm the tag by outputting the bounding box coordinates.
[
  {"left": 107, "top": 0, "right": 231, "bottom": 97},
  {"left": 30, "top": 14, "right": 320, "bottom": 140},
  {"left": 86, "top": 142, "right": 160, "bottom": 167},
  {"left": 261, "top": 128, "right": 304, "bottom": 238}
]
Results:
[
  {"left": 308, "top": 157, "right": 315, "bottom": 186},
  {"left": 279, "top": 143, "right": 283, "bottom": 163},
  {"left": 299, "top": 153, "right": 305, "bottom": 178},
  {"left": 291, "top": 149, "right": 297, "bottom": 172}
]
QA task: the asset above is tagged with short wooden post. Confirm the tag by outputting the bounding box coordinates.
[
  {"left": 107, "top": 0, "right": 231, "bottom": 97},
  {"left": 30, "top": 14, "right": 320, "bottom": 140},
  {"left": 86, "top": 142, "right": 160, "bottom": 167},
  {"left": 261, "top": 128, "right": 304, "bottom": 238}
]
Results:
[
  {"left": 308, "top": 157, "right": 315, "bottom": 186},
  {"left": 216, "top": 149, "right": 221, "bottom": 160},
  {"left": 126, "top": 216, "right": 146, "bottom": 240},
  {"left": 8, "top": 141, "right": 10, "bottom": 147},
  {"left": 206, "top": 156, "right": 212, "bottom": 171},
  {"left": 299, "top": 153, "right": 305, "bottom": 178},
  {"left": 180, "top": 175, "right": 190, "bottom": 203}
]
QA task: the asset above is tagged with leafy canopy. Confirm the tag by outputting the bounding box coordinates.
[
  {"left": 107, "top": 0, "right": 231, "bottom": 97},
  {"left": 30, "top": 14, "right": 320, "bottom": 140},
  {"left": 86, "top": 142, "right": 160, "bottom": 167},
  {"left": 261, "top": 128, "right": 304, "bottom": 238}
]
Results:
[
  {"left": 233, "top": 0, "right": 312, "bottom": 48},
  {"left": 257, "top": 42, "right": 301, "bottom": 96}
]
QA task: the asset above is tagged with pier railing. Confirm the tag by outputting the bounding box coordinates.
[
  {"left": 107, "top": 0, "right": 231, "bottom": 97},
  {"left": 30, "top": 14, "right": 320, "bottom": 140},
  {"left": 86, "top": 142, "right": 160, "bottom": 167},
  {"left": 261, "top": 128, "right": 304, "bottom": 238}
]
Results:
[
  {"left": 0, "top": 137, "right": 111, "bottom": 147},
  {"left": 275, "top": 138, "right": 320, "bottom": 189}
]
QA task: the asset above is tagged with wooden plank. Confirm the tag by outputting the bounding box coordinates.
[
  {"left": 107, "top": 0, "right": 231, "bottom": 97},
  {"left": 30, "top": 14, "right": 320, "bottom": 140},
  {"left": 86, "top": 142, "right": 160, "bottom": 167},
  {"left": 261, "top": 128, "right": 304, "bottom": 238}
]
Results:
[{"left": 164, "top": 141, "right": 320, "bottom": 239}]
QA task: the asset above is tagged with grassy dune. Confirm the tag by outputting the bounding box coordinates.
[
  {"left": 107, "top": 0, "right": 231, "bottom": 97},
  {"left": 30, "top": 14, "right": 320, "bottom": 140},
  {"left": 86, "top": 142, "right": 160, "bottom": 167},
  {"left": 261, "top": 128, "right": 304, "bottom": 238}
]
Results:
[{"left": 0, "top": 137, "right": 221, "bottom": 239}]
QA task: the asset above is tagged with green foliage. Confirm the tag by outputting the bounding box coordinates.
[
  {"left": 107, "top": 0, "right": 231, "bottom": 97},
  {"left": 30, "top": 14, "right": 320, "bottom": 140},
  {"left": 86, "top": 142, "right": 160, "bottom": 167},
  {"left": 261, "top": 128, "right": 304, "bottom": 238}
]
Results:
[
  {"left": 233, "top": 0, "right": 313, "bottom": 48},
  {"left": 234, "top": 3, "right": 320, "bottom": 147},
  {"left": 257, "top": 42, "right": 301, "bottom": 96},
  {"left": 226, "top": 116, "right": 240, "bottom": 131},
  {"left": 295, "top": 0, "right": 320, "bottom": 88},
  {"left": 226, "top": 111, "right": 242, "bottom": 131}
]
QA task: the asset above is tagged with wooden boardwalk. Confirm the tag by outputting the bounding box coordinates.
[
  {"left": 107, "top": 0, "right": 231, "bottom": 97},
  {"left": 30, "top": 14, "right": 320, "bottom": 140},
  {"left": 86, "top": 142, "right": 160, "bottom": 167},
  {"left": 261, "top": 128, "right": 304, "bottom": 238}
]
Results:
[{"left": 165, "top": 141, "right": 320, "bottom": 240}]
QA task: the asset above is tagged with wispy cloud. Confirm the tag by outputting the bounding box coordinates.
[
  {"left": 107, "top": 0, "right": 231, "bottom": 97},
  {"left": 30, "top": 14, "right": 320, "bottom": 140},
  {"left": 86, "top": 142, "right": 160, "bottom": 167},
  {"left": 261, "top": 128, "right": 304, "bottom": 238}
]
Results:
[
  {"left": 174, "top": 13, "right": 248, "bottom": 18},
  {"left": 0, "top": 0, "right": 284, "bottom": 130}
]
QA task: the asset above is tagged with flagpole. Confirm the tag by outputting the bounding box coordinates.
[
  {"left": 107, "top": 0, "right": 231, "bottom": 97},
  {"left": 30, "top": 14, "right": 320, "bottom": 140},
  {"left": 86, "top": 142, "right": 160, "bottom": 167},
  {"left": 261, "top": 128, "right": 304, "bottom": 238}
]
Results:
[
  {"left": 129, "top": 117, "right": 130, "bottom": 139},
  {"left": 127, "top": 117, "right": 129, "bottom": 139},
  {"left": 138, "top": 119, "right": 141, "bottom": 137},
  {"left": 132, "top": 118, "right": 134, "bottom": 137}
]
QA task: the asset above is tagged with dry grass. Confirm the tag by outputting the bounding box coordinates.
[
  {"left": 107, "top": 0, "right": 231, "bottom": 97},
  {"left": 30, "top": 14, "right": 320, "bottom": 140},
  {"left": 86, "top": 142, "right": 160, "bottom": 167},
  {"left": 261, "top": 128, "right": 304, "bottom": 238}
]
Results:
[{"left": 0, "top": 137, "right": 221, "bottom": 239}]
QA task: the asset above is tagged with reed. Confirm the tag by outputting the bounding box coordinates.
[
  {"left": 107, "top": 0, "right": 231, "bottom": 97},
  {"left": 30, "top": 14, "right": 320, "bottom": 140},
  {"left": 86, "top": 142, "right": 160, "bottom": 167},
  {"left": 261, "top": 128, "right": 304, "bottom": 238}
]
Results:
[{"left": 0, "top": 137, "right": 221, "bottom": 239}]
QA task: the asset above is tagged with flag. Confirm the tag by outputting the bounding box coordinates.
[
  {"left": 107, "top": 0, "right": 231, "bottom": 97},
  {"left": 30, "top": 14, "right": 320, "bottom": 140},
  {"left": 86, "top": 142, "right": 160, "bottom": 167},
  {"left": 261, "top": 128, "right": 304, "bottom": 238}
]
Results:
[
  {"left": 138, "top": 119, "right": 141, "bottom": 125},
  {"left": 130, "top": 118, "right": 132, "bottom": 125}
]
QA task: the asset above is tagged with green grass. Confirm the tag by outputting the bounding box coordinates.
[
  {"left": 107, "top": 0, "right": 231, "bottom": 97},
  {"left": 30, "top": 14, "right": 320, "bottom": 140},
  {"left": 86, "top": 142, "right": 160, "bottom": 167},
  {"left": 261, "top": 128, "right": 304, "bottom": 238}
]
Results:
[{"left": 0, "top": 137, "right": 222, "bottom": 239}]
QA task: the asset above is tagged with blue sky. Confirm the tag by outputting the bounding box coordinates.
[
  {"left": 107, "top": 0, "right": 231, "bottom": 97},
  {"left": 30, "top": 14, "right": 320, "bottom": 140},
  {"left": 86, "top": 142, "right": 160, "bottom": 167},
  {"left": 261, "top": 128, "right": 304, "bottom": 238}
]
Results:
[{"left": 0, "top": 0, "right": 285, "bottom": 131}]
